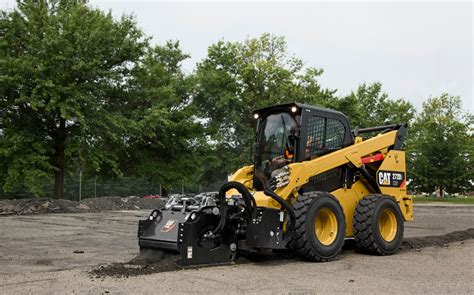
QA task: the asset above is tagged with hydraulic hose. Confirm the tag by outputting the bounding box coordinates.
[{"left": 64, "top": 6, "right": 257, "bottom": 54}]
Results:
[
  {"left": 262, "top": 188, "right": 296, "bottom": 231},
  {"left": 212, "top": 181, "right": 296, "bottom": 235},
  {"left": 358, "top": 166, "right": 381, "bottom": 194},
  {"left": 212, "top": 181, "right": 256, "bottom": 235}
]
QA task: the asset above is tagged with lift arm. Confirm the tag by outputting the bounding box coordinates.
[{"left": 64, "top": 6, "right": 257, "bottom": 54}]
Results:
[{"left": 275, "top": 130, "right": 399, "bottom": 199}]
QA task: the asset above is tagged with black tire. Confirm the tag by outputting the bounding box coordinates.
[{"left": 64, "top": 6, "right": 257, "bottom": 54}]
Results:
[
  {"left": 353, "top": 194, "right": 404, "bottom": 255},
  {"left": 289, "top": 191, "right": 346, "bottom": 262}
]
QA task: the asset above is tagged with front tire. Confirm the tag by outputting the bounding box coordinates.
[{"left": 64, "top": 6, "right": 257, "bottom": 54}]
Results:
[
  {"left": 353, "top": 194, "right": 404, "bottom": 255},
  {"left": 289, "top": 192, "right": 346, "bottom": 262}
]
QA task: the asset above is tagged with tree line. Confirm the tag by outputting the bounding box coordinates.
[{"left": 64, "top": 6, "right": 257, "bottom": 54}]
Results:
[{"left": 1, "top": 1, "right": 472, "bottom": 199}]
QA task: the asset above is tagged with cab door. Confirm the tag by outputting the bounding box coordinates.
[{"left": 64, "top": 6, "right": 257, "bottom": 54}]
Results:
[{"left": 298, "top": 108, "right": 354, "bottom": 193}]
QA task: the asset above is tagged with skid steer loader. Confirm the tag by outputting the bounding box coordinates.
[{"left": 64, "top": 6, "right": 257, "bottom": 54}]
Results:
[{"left": 138, "top": 103, "right": 413, "bottom": 265}]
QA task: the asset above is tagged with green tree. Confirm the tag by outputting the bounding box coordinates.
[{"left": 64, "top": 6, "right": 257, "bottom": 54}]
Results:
[
  {"left": 408, "top": 94, "right": 473, "bottom": 195},
  {"left": 0, "top": 1, "right": 148, "bottom": 198},
  {"left": 193, "top": 33, "right": 335, "bottom": 183},
  {"left": 122, "top": 41, "right": 205, "bottom": 193},
  {"left": 335, "top": 82, "right": 415, "bottom": 128}
]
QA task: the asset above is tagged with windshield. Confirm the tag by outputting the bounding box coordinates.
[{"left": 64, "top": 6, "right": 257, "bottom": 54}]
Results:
[{"left": 254, "top": 112, "right": 298, "bottom": 189}]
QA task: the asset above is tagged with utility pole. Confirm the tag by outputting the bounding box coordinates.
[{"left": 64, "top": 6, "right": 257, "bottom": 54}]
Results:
[
  {"left": 94, "top": 175, "right": 97, "bottom": 198},
  {"left": 78, "top": 168, "right": 82, "bottom": 202}
]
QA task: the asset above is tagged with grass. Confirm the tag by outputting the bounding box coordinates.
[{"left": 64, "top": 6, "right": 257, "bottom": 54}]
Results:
[{"left": 413, "top": 195, "right": 474, "bottom": 204}]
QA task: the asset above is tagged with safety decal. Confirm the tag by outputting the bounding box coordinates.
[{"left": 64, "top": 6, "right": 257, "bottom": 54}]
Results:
[
  {"left": 187, "top": 246, "right": 193, "bottom": 259},
  {"left": 161, "top": 219, "right": 178, "bottom": 232},
  {"left": 377, "top": 170, "right": 405, "bottom": 187}
]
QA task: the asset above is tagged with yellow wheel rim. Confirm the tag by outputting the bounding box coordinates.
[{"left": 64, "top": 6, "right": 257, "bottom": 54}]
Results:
[
  {"left": 379, "top": 208, "right": 397, "bottom": 242},
  {"left": 314, "top": 208, "right": 338, "bottom": 246}
]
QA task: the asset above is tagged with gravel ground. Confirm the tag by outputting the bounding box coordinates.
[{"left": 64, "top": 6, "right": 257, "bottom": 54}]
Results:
[{"left": 0, "top": 204, "right": 473, "bottom": 294}]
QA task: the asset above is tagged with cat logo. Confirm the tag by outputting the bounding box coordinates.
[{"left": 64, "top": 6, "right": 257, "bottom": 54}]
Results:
[
  {"left": 379, "top": 172, "right": 392, "bottom": 185},
  {"left": 377, "top": 170, "right": 405, "bottom": 187},
  {"left": 161, "top": 219, "right": 178, "bottom": 233}
]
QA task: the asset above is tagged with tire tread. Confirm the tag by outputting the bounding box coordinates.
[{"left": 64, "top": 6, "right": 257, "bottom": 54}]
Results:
[
  {"left": 289, "top": 192, "right": 345, "bottom": 262},
  {"left": 353, "top": 194, "right": 401, "bottom": 255}
]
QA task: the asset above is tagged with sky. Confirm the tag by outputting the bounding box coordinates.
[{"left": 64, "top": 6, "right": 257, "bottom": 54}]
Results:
[{"left": 3, "top": 1, "right": 473, "bottom": 112}]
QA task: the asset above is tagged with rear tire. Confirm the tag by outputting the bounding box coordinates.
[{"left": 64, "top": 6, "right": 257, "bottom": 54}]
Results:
[
  {"left": 353, "top": 194, "right": 404, "bottom": 255},
  {"left": 289, "top": 192, "right": 346, "bottom": 262}
]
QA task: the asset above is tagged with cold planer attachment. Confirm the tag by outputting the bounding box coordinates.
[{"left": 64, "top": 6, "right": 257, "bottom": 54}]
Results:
[
  {"left": 138, "top": 182, "right": 288, "bottom": 266},
  {"left": 138, "top": 209, "right": 187, "bottom": 251},
  {"left": 138, "top": 205, "right": 237, "bottom": 266}
]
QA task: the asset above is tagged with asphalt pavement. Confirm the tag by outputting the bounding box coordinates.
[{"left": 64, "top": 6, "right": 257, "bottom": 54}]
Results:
[{"left": 0, "top": 204, "right": 473, "bottom": 294}]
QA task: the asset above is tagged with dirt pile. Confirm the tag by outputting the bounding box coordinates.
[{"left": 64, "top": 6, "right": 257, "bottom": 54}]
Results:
[
  {"left": 90, "top": 249, "right": 181, "bottom": 278},
  {"left": 400, "top": 228, "right": 474, "bottom": 250},
  {"left": 90, "top": 228, "right": 474, "bottom": 278},
  {"left": 0, "top": 196, "right": 165, "bottom": 216}
]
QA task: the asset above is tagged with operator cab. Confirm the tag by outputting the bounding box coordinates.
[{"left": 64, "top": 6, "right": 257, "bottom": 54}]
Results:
[{"left": 252, "top": 103, "right": 353, "bottom": 191}]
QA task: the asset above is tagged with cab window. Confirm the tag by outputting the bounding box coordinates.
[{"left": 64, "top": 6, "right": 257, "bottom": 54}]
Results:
[{"left": 306, "top": 116, "right": 345, "bottom": 159}]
